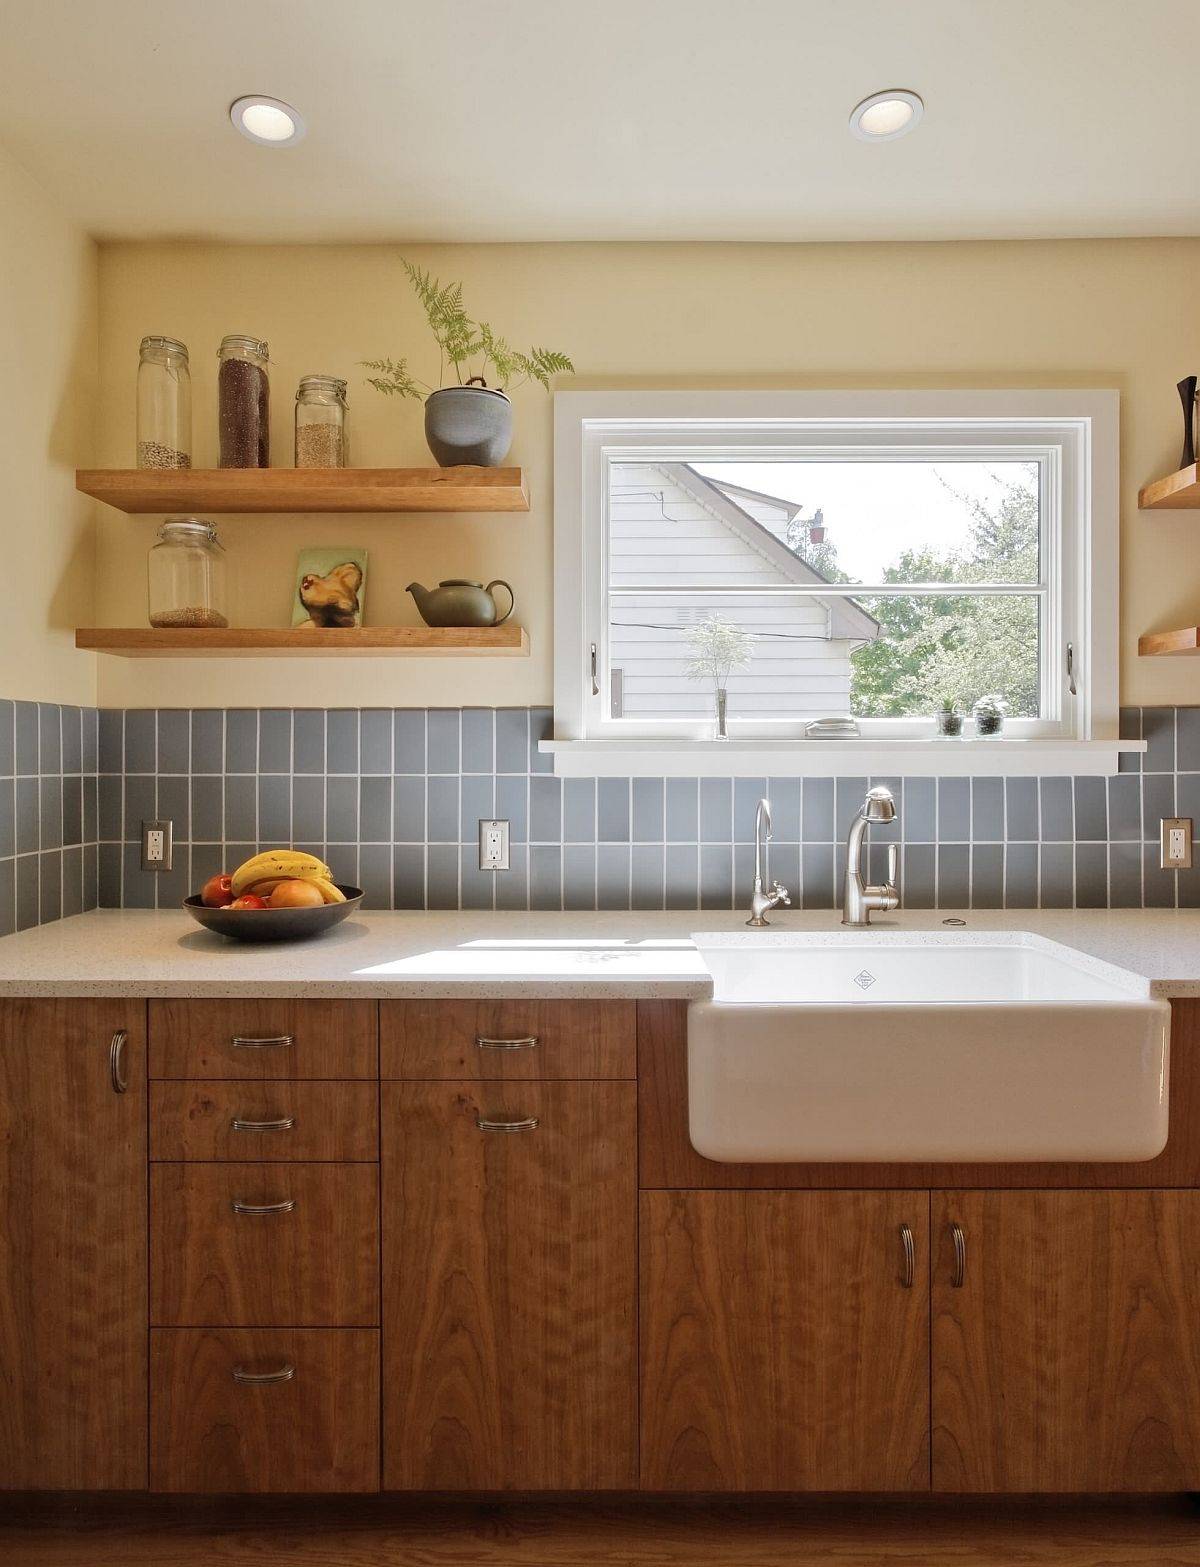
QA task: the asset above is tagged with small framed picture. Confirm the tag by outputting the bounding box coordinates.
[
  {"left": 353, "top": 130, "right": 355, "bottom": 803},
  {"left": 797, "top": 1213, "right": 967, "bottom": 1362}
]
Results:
[{"left": 292, "top": 547, "right": 368, "bottom": 629}]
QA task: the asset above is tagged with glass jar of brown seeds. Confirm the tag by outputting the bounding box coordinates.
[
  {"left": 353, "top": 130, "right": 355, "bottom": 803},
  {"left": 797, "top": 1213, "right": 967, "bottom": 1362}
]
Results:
[
  {"left": 218, "top": 334, "right": 270, "bottom": 467},
  {"left": 294, "top": 374, "right": 348, "bottom": 467}
]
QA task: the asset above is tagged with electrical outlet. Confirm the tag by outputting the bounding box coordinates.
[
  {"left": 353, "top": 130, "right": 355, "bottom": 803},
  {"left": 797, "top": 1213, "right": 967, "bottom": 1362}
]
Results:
[
  {"left": 141, "top": 819, "right": 174, "bottom": 872},
  {"left": 1160, "top": 816, "right": 1193, "bottom": 870},
  {"left": 478, "top": 819, "right": 510, "bottom": 871}
]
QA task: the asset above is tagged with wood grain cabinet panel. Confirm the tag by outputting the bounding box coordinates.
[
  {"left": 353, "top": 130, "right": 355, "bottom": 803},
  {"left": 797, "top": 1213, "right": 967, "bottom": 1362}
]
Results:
[
  {"left": 381, "top": 999, "right": 636, "bottom": 1079},
  {"left": 640, "top": 1191, "right": 931, "bottom": 1492},
  {"left": 150, "top": 1328, "right": 379, "bottom": 1492},
  {"left": 382, "top": 1080, "right": 637, "bottom": 1489},
  {"left": 151, "top": 1163, "right": 379, "bottom": 1326},
  {"left": 149, "top": 999, "right": 377, "bottom": 1079},
  {"left": 0, "top": 999, "right": 147, "bottom": 1489},
  {"left": 932, "top": 1190, "right": 1200, "bottom": 1492},
  {"left": 150, "top": 1080, "right": 379, "bottom": 1161}
]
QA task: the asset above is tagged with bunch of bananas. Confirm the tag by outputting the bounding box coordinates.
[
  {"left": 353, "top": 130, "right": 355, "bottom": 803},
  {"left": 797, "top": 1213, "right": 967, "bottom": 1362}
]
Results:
[{"left": 230, "top": 850, "right": 346, "bottom": 904}]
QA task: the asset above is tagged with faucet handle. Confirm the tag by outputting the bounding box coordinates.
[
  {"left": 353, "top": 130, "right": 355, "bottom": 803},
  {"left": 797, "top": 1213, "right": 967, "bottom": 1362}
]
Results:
[
  {"left": 773, "top": 882, "right": 791, "bottom": 907},
  {"left": 887, "top": 842, "right": 900, "bottom": 889}
]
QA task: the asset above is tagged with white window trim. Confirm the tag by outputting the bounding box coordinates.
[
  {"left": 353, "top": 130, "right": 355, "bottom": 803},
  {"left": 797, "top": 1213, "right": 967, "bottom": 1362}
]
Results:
[{"left": 550, "top": 389, "right": 1139, "bottom": 777}]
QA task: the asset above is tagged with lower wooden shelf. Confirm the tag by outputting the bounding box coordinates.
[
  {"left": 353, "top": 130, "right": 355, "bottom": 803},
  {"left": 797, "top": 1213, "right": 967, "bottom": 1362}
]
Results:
[
  {"left": 75, "top": 625, "right": 530, "bottom": 658},
  {"left": 1138, "top": 627, "right": 1200, "bottom": 656}
]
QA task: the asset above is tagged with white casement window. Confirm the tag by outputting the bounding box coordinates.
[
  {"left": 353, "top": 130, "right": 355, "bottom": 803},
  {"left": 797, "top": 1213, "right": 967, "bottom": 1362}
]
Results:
[{"left": 550, "top": 391, "right": 1132, "bottom": 777}]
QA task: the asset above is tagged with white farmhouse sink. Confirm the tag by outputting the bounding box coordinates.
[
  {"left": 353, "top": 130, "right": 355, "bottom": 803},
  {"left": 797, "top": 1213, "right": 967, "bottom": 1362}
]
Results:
[{"left": 687, "top": 932, "right": 1169, "bottom": 1163}]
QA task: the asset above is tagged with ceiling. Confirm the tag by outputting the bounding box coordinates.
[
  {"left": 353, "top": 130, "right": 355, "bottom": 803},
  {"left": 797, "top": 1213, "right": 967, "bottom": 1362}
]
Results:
[{"left": 2, "top": 0, "right": 1198, "bottom": 243}]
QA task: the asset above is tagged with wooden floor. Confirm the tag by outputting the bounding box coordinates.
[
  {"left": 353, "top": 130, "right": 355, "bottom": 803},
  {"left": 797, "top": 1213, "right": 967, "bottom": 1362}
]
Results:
[{"left": 1, "top": 1496, "right": 1200, "bottom": 1567}]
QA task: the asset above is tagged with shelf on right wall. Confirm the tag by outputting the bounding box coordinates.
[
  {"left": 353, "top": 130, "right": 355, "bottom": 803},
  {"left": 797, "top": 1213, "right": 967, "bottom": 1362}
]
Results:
[
  {"left": 1139, "top": 627, "right": 1200, "bottom": 657},
  {"left": 1139, "top": 463, "right": 1200, "bottom": 510}
]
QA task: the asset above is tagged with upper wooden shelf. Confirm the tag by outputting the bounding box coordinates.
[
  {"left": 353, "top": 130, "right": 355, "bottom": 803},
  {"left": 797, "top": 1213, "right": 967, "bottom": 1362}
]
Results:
[
  {"left": 75, "top": 466, "right": 530, "bottom": 514},
  {"left": 75, "top": 625, "right": 529, "bottom": 658},
  {"left": 1138, "top": 627, "right": 1200, "bottom": 657},
  {"left": 1138, "top": 464, "right": 1200, "bottom": 510}
]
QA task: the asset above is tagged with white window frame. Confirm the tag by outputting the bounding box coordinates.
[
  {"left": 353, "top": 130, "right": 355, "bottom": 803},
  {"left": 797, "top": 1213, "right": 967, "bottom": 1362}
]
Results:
[{"left": 549, "top": 390, "right": 1134, "bottom": 777}]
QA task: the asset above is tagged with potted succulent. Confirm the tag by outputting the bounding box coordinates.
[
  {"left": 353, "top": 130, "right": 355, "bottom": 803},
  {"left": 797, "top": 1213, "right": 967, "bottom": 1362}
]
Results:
[
  {"left": 363, "top": 261, "right": 574, "bottom": 466},
  {"left": 934, "top": 697, "right": 964, "bottom": 738},
  {"left": 685, "top": 614, "right": 754, "bottom": 739},
  {"left": 973, "top": 693, "right": 1008, "bottom": 737}
]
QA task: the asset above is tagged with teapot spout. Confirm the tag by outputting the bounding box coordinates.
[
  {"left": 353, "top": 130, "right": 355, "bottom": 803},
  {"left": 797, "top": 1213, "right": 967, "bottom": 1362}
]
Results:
[{"left": 406, "top": 582, "right": 431, "bottom": 613}]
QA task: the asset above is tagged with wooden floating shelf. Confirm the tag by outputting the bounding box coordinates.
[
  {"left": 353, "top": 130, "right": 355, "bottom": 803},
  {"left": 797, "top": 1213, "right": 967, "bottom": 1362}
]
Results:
[
  {"left": 75, "top": 625, "right": 530, "bottom": 658},
  {"left": 75, "top": 466, "right": 530, "bottom": 514},
  {"left": 1138, "top": 464, "right": 1200, "bottom": 510},
  {"left": 1138, "top": 627, "right": 1200, "bottom": 656}
]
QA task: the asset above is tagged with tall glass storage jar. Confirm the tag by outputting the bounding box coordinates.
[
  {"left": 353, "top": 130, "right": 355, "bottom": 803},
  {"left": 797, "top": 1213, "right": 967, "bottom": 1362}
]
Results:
[
  {"left": 148, "top": 518, "right": 228, "bottom": 629},
  {"left": 294, "top": 374, "right": 348, "bottom": 467},
  {"left": 136, "top": 336, "right": 191, "bottom": 469},
  {"left": 218, "top": 334, "right": 270, "bottom": 467}
]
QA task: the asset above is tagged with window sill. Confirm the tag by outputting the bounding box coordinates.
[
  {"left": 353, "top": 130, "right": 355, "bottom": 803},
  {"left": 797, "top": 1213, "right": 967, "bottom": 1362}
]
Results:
[{"left": 541, "top": 738, "right": 1146, "bottom": 778}]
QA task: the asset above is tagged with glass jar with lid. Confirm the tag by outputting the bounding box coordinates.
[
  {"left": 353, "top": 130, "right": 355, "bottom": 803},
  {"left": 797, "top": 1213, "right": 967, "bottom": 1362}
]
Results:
[
  {"left": 136, "top": 336, "right": 191, "bottom": 469},
  {"left": 294, "top": 374, "right": 348, "bottom": 467},
  {"left": 217, "top": 334, "right": 270, "bottom": 467},
  {"left": 148, "top": 518, "right": 228, "bottom": 629}
]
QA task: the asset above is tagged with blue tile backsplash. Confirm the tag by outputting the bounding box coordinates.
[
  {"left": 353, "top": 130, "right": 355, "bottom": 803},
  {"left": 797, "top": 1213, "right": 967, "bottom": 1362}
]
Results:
[{"left": 4, "top": 702, "right": 1200, "bottom": 926}]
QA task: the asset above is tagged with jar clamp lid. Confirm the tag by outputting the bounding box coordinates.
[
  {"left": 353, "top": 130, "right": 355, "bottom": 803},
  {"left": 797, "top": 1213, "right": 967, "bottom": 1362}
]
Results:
[
  {"left": 157, "top": 516, "right": 222, "bottom": 544},
  {"left": 218, "top": 334, "right": 270, "bottom": 358},
  {"left": 296, "top": 374, "right": 348, "bottom": 401},
  {"left": 140, "top": 335, "right": 189, "bottom": 359}
]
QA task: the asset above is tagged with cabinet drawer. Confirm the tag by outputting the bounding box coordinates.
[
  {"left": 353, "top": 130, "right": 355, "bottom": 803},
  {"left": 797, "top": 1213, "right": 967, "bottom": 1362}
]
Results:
[
  {"left": 149, "top": 1000, "right": 377, "bottom": 1080},
  {"left": 151, "top": 1163, "right": 379, "bottom": 1326},
  {"left": 381, "top": 1000, "right": 636, "bottom": 1079},
  {"left": 151, "top": 1081, "right": 379, "bottom": 1161},
  {"left": 150, "top": 1328, "right": 379, "bottom": 1493}
]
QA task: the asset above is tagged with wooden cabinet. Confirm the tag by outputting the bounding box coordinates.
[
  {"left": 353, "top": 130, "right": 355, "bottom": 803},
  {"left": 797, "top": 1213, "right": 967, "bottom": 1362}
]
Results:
[
  {"left": 932, "top": 1190, "right": 1200, "bottom": 1492},
  {"left": 640, "top": 1191, "right": 930, "bottom": 1491},
  {"left": 149, "top": 999, "right": 377, "bottom": 1079},
  {"left": 381, "top": 999, "right": 636, "bottom": 1079},
  {"left": 382, "top": 1079, "right": 637, "bottom": 1489},
  {"left": 150, "top": 1080, "right": 379, "bottom": 1161},
  {"left": 0, "top": 999, "right": 147, "bottom": 1489}
]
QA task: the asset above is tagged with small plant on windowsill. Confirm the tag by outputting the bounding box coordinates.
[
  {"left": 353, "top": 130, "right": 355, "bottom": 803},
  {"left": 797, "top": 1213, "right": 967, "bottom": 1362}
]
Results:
[
  {"left": 685, "top": 614, "right": 754, "bottom": 740},
  {"left": 934, "top": 697, "right": 964, "bottom": 738},
  {"left": 973, "top": 693, "right": 1008, "bottom": 737}
]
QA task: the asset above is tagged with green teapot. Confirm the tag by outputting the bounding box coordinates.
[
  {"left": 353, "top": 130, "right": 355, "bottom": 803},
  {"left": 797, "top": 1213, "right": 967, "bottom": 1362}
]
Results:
[{"left": 407, "top": 578, "right": 515, "bottom": 628}]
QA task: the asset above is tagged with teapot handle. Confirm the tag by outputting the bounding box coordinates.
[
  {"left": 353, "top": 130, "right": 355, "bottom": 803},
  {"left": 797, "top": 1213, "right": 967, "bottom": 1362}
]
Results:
[{"left": 485, "top": 579, "right": 515, "bottom": 626}]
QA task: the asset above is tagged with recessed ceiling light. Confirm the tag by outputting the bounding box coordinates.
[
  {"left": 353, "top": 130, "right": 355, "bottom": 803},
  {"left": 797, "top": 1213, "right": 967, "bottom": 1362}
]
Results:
[
  {"left": 230, "top": 95, "right": 306, "bottom": 147},
  {"left": 849, "top": 90, "right": 924, "bottom": 142}
]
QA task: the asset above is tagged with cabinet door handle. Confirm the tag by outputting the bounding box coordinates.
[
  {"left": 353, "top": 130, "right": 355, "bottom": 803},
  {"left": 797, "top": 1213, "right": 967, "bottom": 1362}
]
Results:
[
  {"left": 951, "top": 1222, "right": 967, "bottom": 1288},
  {"left": 475, "top": 1035, "right": 539, "bottom": 1052},
  {"left": 232, "top": 1363, "right": 294, "bottom": 1386},
  {"left": 109, "top": 1029, "right": 128, "bottom": 1095},
  {"left": 231, "top": 1034, "right": 294, "bottom": 1050},
  {"left": 230, "top": 1197, "right": 296, "bottom": 1216},
  {"left": 899, "top": 1223, "right": 915, "bottom": 1288},
  {"left": 231, "top": 1116, "right": 296, "bottom": 1133},
  {"left": 477, "top": 1115, "right": 539, "bottom": 1133}
]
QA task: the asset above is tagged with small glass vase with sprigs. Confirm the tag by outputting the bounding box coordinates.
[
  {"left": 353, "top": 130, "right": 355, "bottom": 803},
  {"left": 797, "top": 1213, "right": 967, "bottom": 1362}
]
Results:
[
  {"left": 934, "top": 697, "right": 964, "bottom": 738},
  {"left": 685, "top": 614, "right": 754, "bottom": 740},
  {"left": 973, "top": 694, "right": 1008, "bottom": 737}
]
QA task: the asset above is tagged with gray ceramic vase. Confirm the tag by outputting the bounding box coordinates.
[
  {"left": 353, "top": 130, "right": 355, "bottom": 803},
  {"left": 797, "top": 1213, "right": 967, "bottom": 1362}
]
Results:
[{"left": 424, "top": 382, "right": 513, "bottom": 467}]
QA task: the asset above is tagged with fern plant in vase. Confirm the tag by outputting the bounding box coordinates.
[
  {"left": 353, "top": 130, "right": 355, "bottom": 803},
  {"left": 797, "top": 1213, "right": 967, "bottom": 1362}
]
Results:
[
  {"left": 685, "top": 614, "right": 754, "bottom": 739},
  {"left": 363, "top": 260, "right": 574, "bottom": 466}
]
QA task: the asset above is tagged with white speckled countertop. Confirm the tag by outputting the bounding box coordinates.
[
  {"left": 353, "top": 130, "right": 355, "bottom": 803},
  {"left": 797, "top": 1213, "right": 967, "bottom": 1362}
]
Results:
[{"left": 0, "top": 907, "right": 1198, "bottom": 998}]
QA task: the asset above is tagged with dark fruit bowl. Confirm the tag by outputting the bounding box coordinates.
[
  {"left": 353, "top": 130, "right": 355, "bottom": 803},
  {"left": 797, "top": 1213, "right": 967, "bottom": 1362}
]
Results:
[{"left": 183, "top": 888, "right": 364, "bottom": 943}]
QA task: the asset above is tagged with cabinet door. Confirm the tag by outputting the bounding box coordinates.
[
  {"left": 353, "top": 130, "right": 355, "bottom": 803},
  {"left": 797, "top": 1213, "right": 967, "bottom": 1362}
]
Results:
[
  {"left": 382, "top": 1080, "right": 637, "bottom": 1489},
  {"left": 640, "top": 1191, "right": 930, "bottom": 1491},
  {"left": 0, "top": 999, "right": 147, "bottom": 1489},
  {"left": 932, "top": 1191, "right": 1200, "bottom": 1491}
]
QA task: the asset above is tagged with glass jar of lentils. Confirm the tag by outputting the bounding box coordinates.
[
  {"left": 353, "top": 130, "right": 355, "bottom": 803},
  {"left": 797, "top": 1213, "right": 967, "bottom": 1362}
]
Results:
[
  {"left": 148, "top": 518, "right": 229, "bottom": 629},
  {"left": 217, "top": 334, "right": 270, "bottom": 467},
  {"left": 136, "top": 336, "right": 191, "bottom": 469},
  {"left": 294, "top": 374, "right": 348, "bottom": 467}
]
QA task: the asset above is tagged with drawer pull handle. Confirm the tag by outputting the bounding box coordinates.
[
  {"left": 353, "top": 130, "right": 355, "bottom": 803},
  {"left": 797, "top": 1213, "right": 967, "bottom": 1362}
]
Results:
[
  {"left": 951, "top": 1222, "right": 967, "bottom": 1288},
  {"left": 477, "top": 1114, "right": 539, "bottom": 1133},
  {"left": 109, "top": 1030, "right": 128, "bottom": 1095},
  {"left": 899, "top": 1223, "right": 915, "bottom": 1289},
  {"left": 475, "top": 1035, "right": 539, "bottom": 1052},
  {"left": 231, "top": 1197, "right": 296, "bottom": 1216},
  {"left": 231, "top": 1034, "right": 295, "bottom": 1050},
  {"left": 232, "top": 1363, "right": 295, "bottom": 1386},
  {"left": 231, "top": 1116, "right": 296, "bottom": 1133}
]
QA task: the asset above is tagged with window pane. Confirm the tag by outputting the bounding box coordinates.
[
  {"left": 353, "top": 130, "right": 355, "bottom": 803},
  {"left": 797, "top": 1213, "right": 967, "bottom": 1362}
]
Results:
[{"left": 608, "top": 460, "right": 1040, "bottom": 588}]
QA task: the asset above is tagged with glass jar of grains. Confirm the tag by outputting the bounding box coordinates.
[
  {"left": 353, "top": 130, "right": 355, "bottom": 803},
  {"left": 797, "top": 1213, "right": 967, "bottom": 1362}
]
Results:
[
  {"left": 148, "top": 518, "right": 229, "bottom": 629},
  {"left": 294, "top": 374, "right": 348, "bottom": 467},
  {"left": 136, "top": 336, "right": 191, "bottom": 469},
  {"left": 217, "top": 334, "right": 270, "bottom": 467}
]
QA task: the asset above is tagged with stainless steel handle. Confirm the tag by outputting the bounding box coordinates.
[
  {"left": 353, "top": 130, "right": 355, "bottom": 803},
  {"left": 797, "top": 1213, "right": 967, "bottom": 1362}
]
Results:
[
  {"left": 477, "top": 1115, "right": 539, "bottom": 1133},
  {"left": 590, "top": 642, "right": 599, "bottom": 697},
  {"left": 231, "top": 1116, "right": 296, "bottom": 1133},
  {"left": 231, "top": 1034, "right": 294, "bottom": 1050},
  {"left": 1066, "top": 641, "right": 1078, "bottom": 697},
  {"left": 887, "top": 842, "right": 900, "bottom": 888},
  {"left": 899, "top": 1223, "right": 915, "bottom": 1288},
  {"left": 475, "top": 1035, "right": 539, "bottom": 1052},
  {"left": 109, "top": 1029, "right": 128, "bottom": 1095},
  {"left": 230, "top": 1197, "right": 296, "bottom": 1215},
  {"left": 951, "top": 1222, "right": 967, "bottom": 1288},
  {"left": 232, "top": 1363, "right": 294, "bottom": 1386}
]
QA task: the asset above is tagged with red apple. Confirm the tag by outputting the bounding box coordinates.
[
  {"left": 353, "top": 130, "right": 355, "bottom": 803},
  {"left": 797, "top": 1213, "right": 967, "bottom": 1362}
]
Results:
[
  {"left": 200, "top": 874, "right": 234, "bottom": 908},
  {"left": 228, "top": 894, "right": 267, "bottom": 910}
]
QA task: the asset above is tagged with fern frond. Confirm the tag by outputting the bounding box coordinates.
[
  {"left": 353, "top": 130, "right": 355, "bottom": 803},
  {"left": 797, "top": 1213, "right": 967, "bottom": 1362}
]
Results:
[{"left": 360, "top": 357, "right": 425, "bottom": 399}]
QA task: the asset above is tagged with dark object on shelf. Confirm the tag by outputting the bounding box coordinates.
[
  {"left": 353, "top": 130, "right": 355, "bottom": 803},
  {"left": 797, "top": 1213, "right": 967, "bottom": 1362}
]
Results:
[
  {"left": 183, "top": 887, "right": 363, "bottom": 942},
  {"left": 1179, "top": 376, "right": 1198, "bottom": 469},
  {"left": 425, "top": 383, "right": 512, "bottom": 466},
  {"left": 218, "top": 335, "right": 270, "bottom": 467},
  {"left": 407, "top": 577, "right": 515, "bottom": 627}
]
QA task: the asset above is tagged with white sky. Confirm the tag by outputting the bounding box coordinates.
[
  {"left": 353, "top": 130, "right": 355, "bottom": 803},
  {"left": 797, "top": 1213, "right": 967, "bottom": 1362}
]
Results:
[{"left": 693, "top": 461, "right": 1038, "bottom": 583}]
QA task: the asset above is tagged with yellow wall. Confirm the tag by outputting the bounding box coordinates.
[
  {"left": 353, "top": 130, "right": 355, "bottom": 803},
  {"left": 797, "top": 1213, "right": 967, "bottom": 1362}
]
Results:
[
  {"left": 95, "top": 239, "right": 1200, "bottom": 709},
  {"left": 0, "top": 146, "right": 97, "bottom": 704}
]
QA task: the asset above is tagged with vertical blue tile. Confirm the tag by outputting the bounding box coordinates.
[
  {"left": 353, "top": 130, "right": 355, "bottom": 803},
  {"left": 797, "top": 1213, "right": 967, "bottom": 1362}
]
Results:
[
  {"left": 98, "top": 842, "right": 122, "bottom": 908},
  {"left": 0, "top": 699, "right": 13, "bottom": 775},
  {"left": 61, "top": 776, "right": 82, "bottom": 846},
  {"left": 38, "top": 704, "right": 61, "bottom": 775},
  {"left": 596, "top": 844, "right": 631, "bottom": 910},
  {"left": 460, "top": 847, "right": 496, "bottom": 911},
  {"left": 835, "top": 777, "right": 870, "bottom": 838},
  {"left": 1039, "top": 777, "right": 1073, "bottom": 841},
  {"left": 632, "top": 779, "right": 664, "bottom": 843},
  {"left": 529, "top": 706, "right": 553, "bottom": 774},
  {"left": 664, "top": 779, "right": 698, "bottom": 842},
  {"left": 426, "top": 776, "right": 460, "bottom": 843},
  {"left": 1176, "top": 708, "right": 1200, "bottom": 772},
  {"left": 15, "top": 777, "right": 38, "bottom": 854},
  {"left": 81, "top": 707, "right": 98, "bottom": 775},
  {"left": 360, "top": 775, "right": 394, "bottom": 842},
  {"left": 631, "top": 844, "right": 664, "bottom": 910},
  {"left": 124, "top": 775, "right": 156, "bottom": 842},
  {"left": 326, "top": 775, "right": 359, "bottom": 842},
  {"left": 257, "top": 775, "right": 291, "bottom": 842},
  {"left": 0, "top": 779, "right": 12, "bottom": 858},
  {"left": 496, "top": 845, "right": 529, "bottom": 911},
  {"left": 664, "top": 845, "right": 698, "bottom": 910},
  {"left": 732, "top": 778, "right": 767, "bottom": 843},
  {"left": 903, "top": 778, "right": 936, "bottom": 842},
  {"left": 802, "top": 778, "right": 835, "bottom": 841},
  {"left": 98, "top": 709, "right": 123, "bottom": 774},
  {"left": 426, "top": 709, "right": 461, "bottom": 774},
  {"left": 597, "top": 778, "right": 630, "bottom": 841},
  {"left": 16, "top": 854, "right": 39, "bottom": 928},
  {"left": 259, "top": 709, "right": 292, "bottom": 772},
  {"left": 1108, "top": 842, "right": 1143, "bottom": 908},
  {"left": 325, "top": 844, "right": 360, "bottom": 890},
  {"left": 495, "top": 708, "right": 528, "bottom": 773},
  {"left": 529, "top": 845, "right": 562, "bottom": 910},
  {"left": 15, "top": 702, "right": 38, "bottom": 775},
  {"left": 563, "top": 845, "right": 595, "bottom": 910},
  {"left": 496, "top": 775, "right": 528, "bottom": 843},
  {"left": 224, "top": 709, "right": 257, "bottom": 772},
  {"left": 903, "top": 843, "right": 936, "bottom": 909},
  {"left": 1075, "top": 842, "right": 1108, "bottom": 907},
  {"left": 223, "top": 775, "right": 256, "bottom": 842},
  {"left": 61, "top": 845, "right": 83, "bottom": 919},
  {"left": 191, "top": 776, "right": 224, "bottom": 841},
  {"left": 700, "top": 779, "right": 732, "bottom": 842},
  {"left": 1073, "top": 777, "right": 1107, "bottom": 840},
  {"left": 292, "top": 710, "right": 325, "bottom": 774},
  {"left": 766, "top": 778, "right": 801, "bottom": 841},
  {"left": 1039, "top": 843, "right": 1074, "bottom": 909},
  {"left": 1005, "top": 778, "right": 1039, "bottom": 840},
  {"left": 123, "top": 709, "right": 156, "bottom": 773},
  {"left": 0, "top": 857, "right": 13, "bottom": 935},
  {"left": 291, "top": 776, "right": 323, "bottom": 842},
  {"left": 938, "top": 844, "right": 970, "bottom": 907},
  {"left": 529, "top": 776, "right": 562, "bottom": 842},
  {"left": 98, "top": 775, "right": 122, "bottom": 841},
  {"left": 154, "top": 775, "right": 187, "bottom": 841},
  {"left": 121, "top": 843, "right": 156, "bottom": 909},
  {"left": 190, "top": 710, "right": 224, "bottom": 773},
  {"left": 1144, "top": 847, "right": 1177, "bottom": 910},
  {"left": 1142, "top": 707, "right": 1175, "bottom": 773},
  {"left": 191, "top": 843, "right": 224, "bottom": 892},
  {"left": 699, "top": 844, "right": 732, "bottom": 910},
  {"left": 459, "top": 774, "right": 494, "bottom": 840},
  {"left": 461, "top": 708, "right": 494, "bottom": 773},
  {"left": 325, "top": 710, "right": 359, "bottom": 774},
  {"left": 767, "top": 842, "right": 799, "bottom": 906},
  {"left": 971, "top": 778, "right": 1004, "bottom": 841},
  {"left": 394, "top": 709, "right": 426, "bottom": 773},
  {"left": 971, "top": 844, "right": 1004, "bottom": 908},
  {"left": 1144, "top": 773, "right": 1176, "bottom": 839},
  {"left": 82, "top": 841, "right": 98, "bottom": 911},
  {"left": 562, "top": 778, "right": 595, "bottom": 843},
  {"left": 801, "top": 844, "right": 834, "bottom": 909},
  {"left": 393, "top": 776, "right": 425, "bottom": 842},
  {"left": 360, "top": 709, "right": 393, "bottom": 774},
  {"left": 61, "top": 707, "right": 82, "bottom": 774},
  {"left": 937, "top": 778, "right": 970, "bottom": 841},
  {"left": 156, "top": 847, "right": 191, "bottom": 911},
  {"left": 1004, "top": 843, "right": 1038, "bottom": 908},
  {"left": 1106, "top": 775, "right": 1140, "bottom": 841},
  {"left": 38, "top": 851, "right": 61, "bottom": 924},
  {"left": 393, "top": 845, "right": 425, "bottom": 909},
  {"left": 157, "top": 709, "right": 190, "bottom": 773},
  {"left": 83, "top": 776, "right": 98, "bottom": 844}
]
